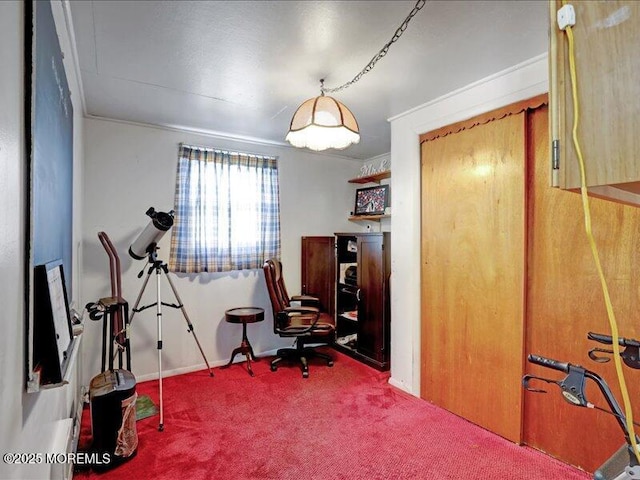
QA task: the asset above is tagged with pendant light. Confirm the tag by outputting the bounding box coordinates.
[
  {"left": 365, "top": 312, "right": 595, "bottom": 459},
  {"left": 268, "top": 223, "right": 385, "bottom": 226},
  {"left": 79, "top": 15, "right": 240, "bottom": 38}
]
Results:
[
  {"left": 285, "top": 0, "right": 426, "bottom": 152},
  {"left": 285, "top": 80, "right": 360, "bottom": 152}
]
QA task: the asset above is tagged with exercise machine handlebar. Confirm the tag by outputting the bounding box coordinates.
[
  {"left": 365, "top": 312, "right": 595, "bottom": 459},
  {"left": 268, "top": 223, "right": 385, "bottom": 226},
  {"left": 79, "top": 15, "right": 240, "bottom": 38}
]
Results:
[
  {"left": 527, "top": 354, "right": 570, "bottom": 373},
  {"left": 589, "top": 332, "right": 640, "bottom": 349},
  {"left": 526, "top": 354, "right": 637, "bottom": 446}
]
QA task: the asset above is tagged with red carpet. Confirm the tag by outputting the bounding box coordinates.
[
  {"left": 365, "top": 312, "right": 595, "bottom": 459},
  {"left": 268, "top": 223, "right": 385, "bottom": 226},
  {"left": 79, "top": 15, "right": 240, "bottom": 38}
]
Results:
[{"left": 76, "top": 350, "right": 589, "bottom": 479}]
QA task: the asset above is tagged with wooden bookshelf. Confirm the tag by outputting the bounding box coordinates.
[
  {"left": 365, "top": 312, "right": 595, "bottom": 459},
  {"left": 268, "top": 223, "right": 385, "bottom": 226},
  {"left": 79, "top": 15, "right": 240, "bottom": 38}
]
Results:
[
  {"left": 348, "top": 214, "right": 390, "bottom": 222},
  {"left": 348, "top": 170, "right": 391, "bottom": 184}
]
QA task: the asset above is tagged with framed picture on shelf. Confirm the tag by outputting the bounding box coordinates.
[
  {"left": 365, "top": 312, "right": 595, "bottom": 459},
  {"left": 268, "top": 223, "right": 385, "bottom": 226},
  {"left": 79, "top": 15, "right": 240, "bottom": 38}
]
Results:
[
  {"left": 33, "top": 260, "right": 74, "bottom": 385},
  {"left": 354, "top": 185, "right": 389, "bottom": 216}
]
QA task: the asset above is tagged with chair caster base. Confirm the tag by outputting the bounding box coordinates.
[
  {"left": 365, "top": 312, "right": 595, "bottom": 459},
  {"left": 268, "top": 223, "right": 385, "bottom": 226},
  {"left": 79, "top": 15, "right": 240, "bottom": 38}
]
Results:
[{"left": 270, "top": 345, "right": 334, "bottom": 378}]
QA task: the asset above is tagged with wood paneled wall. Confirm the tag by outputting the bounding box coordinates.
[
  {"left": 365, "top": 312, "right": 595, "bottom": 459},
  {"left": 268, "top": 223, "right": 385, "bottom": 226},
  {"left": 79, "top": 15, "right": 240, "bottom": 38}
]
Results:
[
  {"left": 420, "top": 102, "right": 640, "bottom": 472},
  {"left": 524, "top": 105, "right": 640, "bottom": 472}
]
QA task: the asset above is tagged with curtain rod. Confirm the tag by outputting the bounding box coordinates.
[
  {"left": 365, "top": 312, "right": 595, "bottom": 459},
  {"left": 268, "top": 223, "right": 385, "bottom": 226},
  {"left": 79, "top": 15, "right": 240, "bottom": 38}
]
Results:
[{"left": 179, "top": 142, "right": 278, "bottom": 160}]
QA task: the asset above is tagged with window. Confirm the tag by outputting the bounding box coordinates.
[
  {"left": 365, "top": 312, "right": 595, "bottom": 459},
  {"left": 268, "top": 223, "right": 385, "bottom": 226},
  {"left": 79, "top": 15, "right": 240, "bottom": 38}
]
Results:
[{"left": 169, "top": 144, "right": 281, "bottom": 273}]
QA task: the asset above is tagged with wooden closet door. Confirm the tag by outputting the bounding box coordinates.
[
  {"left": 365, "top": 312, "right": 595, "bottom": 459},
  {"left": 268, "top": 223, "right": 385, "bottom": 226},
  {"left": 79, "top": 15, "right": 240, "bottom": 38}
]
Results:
[{"left": 420, "top": 112, "right": 526, "bottom": 443}]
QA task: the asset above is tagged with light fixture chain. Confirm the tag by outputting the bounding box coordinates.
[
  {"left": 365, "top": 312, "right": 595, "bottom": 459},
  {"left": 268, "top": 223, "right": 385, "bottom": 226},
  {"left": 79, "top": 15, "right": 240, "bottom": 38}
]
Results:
[{"left": 321, "top": 0, "right": 427, "bottom": 94}]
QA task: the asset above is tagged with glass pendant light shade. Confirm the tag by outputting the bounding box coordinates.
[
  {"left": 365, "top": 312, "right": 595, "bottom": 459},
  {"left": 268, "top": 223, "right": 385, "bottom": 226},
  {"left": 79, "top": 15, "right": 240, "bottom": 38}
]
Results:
[{"left": 286, "top": 95, "right": 360, "bottom": 151}]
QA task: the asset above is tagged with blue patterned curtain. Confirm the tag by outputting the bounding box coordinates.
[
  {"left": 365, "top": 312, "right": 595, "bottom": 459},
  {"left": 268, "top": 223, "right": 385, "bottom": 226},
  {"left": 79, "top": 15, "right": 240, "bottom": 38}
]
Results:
[{"left": 169, "top": 144, "right": 281, "bottom": 273}]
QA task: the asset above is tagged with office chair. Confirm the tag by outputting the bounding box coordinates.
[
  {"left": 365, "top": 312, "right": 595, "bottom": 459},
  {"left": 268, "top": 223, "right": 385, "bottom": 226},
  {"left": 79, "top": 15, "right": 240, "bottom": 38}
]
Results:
[{"left": 263, "top": 258, "right": 335, "bottom": 378}]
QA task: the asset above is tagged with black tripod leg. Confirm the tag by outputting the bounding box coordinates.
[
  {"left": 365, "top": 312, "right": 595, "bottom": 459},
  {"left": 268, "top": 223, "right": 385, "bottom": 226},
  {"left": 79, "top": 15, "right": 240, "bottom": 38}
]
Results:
[
  {"left": 164, "top": 272, "right": 214, "bottom": 377},
  {"left": 128, "top": 268, "right": 153, "bottom": 326}
]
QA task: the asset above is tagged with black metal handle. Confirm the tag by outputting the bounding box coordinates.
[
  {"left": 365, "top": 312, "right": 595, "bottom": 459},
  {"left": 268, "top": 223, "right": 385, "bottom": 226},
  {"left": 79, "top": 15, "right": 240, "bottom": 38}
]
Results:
[
  {"left": 588, "top": 332, "right": 640, "bottom": 348},
  {"left": 527, "top": 354, "right": 570, "bottom": 373},
  {"left": 588, "top": 332, "right": 617, "bottom": 345}
]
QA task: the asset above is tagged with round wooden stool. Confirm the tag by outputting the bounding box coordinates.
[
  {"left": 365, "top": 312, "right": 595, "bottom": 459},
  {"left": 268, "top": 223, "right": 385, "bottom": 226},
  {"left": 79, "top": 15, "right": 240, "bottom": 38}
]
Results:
[{"left": 222, "top": 307, "right": 264, "bottom": 376}]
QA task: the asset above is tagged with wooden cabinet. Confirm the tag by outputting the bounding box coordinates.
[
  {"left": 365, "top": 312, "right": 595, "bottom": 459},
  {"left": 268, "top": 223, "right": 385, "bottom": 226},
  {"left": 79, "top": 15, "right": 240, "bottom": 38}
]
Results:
[
  {"left": 301, "top": 231, "right": 391, "bottom": 371},
  {"left": 301, "top": 236, "right": 335, "bottom": 317},
  {"left": 550, "top": 1, "right": 640, "bottom": 206},
  {"left": 334, "top": 232, "right": 390, "bottom": 370}
]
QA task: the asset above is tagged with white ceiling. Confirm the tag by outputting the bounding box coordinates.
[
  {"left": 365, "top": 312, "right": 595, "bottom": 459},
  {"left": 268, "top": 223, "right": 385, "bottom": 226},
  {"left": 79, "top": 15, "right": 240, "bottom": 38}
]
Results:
[{"left": 68, "top": 0, "right": 548, "bottom": 160}]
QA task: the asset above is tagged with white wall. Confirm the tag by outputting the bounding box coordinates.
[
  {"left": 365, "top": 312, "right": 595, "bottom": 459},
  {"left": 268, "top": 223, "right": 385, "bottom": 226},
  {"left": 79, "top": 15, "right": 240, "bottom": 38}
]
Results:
[
  {"left": 0, "top": 1, "right": 85, "bottom": 479},
  {"left": 388, "top": 54, "right": 548, "bottom": 395},
  {"left": 81, "top": 118, "right": 361, "bottom": 383}
]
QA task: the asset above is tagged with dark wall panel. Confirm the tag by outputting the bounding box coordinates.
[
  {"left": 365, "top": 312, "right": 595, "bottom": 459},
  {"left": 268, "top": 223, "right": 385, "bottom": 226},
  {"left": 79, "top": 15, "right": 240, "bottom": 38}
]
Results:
[{"left": 32, "top": 0, "right": 73, "bottom": 292}]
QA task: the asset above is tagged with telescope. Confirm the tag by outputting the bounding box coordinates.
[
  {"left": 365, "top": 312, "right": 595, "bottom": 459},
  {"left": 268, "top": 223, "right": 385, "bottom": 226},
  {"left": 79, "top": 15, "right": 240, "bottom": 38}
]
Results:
[
  {"left": 128, "top": 207, "right": 174, "bottom": 260},
  {"left": 126, "top": 206, "right": 212, "bottom": 432}
]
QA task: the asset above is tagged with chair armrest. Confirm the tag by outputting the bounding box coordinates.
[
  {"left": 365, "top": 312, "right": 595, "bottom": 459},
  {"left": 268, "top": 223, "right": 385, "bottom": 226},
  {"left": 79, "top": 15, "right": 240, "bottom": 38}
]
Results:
[
  {"left": 291, "top": 294, "right": 319, "bottom": 302},
  {"left": 291, "top": 295, "right": 320, "bottom": 308},
  {"left": 276, "top": 309, "right": 322, "bottom": 335},
  {"left": 284, "top": 305, "right": 319, "bottom": 314}
]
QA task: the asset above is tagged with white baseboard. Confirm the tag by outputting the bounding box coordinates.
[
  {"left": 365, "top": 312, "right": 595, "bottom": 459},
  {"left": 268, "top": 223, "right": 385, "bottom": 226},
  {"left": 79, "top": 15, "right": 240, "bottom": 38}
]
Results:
[
  {"left": 388, "top": 376, "right": 418, "bottom": 397},
  {"left": 133, "top": 348, "right": 280, "bottom": 382}
]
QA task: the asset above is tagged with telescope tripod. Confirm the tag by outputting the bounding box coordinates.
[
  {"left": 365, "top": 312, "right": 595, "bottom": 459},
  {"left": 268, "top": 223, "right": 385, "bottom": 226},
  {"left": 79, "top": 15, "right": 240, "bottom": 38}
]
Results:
[{"left": 129, "top": 254, "right": 213, "bottom": 431}]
